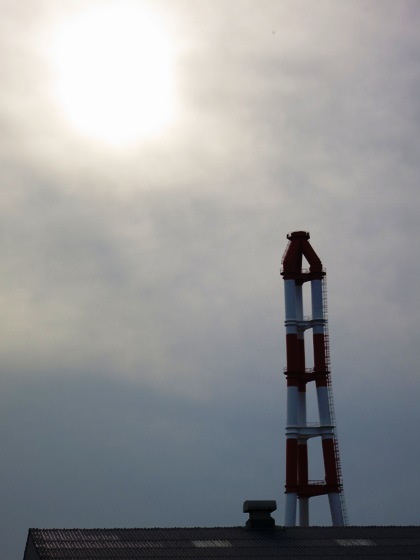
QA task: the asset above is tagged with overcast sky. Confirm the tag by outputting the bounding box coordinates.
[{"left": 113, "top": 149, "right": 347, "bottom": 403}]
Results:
[{"left": 1, "top": 1, "right": 420, "bottom": 558}]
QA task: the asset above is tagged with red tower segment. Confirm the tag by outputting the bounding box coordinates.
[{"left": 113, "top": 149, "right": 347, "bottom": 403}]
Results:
[{"left": 281, "top": 231, "right": 347, "bottom": 527}]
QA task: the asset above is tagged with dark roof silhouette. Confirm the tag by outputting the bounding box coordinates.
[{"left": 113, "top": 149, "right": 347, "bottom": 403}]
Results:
[{"left": 24, "top": 526, "right": 420, "bottom": 559}]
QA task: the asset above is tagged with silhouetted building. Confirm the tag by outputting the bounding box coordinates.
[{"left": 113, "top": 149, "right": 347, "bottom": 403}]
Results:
[{"left": 22, "top": 501, "right": 420, "bottom": 559}]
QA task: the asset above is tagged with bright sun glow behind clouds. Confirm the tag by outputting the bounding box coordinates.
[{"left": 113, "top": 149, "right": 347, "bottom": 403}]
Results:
[{"left": 50, "top": 2, "right": 176, "bottom": 145}]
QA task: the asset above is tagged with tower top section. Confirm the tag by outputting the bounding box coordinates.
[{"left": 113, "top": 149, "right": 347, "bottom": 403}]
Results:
[
  {"left": 281, "top": 230, "right": 324, "bottom": 280},
  {"left": 287, "top": 230, "right": 310, "bottom": 240}
]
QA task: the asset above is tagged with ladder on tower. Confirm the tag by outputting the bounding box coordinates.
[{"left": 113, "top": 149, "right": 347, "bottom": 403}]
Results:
[{"left": 322, "top": 274, "right": 349, "bottom": 526}]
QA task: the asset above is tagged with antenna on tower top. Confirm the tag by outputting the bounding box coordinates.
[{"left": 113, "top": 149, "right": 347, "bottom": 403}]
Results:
[{"left": 280, "top": 231, "right": 348, "bottom": 527}]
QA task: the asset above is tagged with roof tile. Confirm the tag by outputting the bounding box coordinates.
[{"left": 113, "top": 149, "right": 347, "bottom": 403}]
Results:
[{"left": 26, "top": 526, "right": 420, "bottom": 560}]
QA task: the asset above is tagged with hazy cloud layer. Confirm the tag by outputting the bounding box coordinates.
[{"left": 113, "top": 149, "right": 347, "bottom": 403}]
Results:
[{"left": 1, "top": 1, "right": 420, "bottom": 558}]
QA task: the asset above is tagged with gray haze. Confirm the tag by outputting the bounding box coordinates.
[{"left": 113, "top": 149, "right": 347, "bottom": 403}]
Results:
[{"left": 1, "top": 1, "right": 420, "bottom": 558}]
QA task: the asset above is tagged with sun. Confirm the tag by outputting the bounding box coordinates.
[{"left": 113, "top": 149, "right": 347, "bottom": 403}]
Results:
[{"left": 50, "top": 2, "right": 176, "bottom": 145}]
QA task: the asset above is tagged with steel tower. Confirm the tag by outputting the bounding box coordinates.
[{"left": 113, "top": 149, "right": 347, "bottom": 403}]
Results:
[{"left": 281, "top": 231, "right": 347, "bottom": 527}]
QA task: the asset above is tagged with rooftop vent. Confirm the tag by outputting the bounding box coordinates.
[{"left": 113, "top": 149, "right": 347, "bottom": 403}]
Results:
[{"left": 243, "top": 500, "right": 277, "bottom": 529}]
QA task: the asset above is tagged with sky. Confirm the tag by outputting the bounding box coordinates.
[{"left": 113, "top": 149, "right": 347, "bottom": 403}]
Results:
[{"left": 1, "top": 0, "right": 420, "bottom": 558}]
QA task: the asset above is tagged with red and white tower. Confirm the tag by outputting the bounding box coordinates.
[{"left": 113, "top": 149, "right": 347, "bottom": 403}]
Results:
[{"left": 281, "top": 231, "right": 347, "bottom": 527}]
